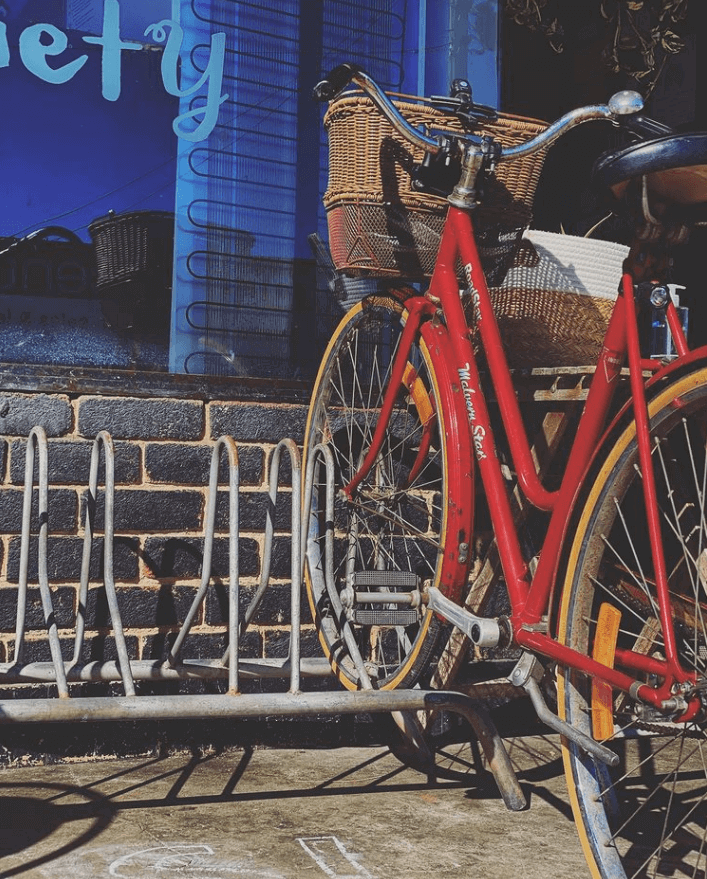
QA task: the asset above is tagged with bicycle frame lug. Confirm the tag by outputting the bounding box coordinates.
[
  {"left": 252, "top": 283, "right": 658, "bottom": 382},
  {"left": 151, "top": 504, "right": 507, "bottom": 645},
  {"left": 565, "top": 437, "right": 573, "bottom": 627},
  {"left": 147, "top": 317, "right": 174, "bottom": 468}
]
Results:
[
  {"left": 629, "top": 681, "right": 644, "bottom": 701},
  {"left": 519, "top": 619, "right": 548, "bottom": 634}
]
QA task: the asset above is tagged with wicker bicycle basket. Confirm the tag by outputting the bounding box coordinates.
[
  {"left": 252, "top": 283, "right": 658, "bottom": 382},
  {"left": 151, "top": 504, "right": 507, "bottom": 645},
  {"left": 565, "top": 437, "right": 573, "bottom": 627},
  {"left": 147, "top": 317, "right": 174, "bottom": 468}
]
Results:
[
  {"left": 482, "top": 230, "right": 629, "bottom": 368},
  {"left": 323, "top": 92, "right": 549, "bottom": 282}
]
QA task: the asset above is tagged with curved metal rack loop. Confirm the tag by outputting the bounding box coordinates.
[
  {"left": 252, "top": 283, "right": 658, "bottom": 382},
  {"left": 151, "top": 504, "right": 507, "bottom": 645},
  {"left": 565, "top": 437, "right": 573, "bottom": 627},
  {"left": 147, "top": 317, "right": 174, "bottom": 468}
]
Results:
[
  {"left": 14, "top": 426, "right": 70, "bottom": 697},
  {"left": 168, "top": 435, "right": 240, "bottom": 693},
  {"left": 75, "top": 430, "right": 136, "bottom": 697}
]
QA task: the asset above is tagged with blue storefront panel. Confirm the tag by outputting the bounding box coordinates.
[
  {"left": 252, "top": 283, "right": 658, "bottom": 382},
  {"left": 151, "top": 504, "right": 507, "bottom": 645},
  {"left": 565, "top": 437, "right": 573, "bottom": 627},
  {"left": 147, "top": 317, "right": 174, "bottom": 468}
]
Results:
[{"left": 0, "top": 1, "right": 499, "bottom": 379}]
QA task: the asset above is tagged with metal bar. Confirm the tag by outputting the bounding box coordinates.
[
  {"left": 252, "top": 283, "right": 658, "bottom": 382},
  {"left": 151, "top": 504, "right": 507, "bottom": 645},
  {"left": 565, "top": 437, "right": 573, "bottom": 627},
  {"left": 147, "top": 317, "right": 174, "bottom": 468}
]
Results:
[
  {"left": 303, "top": 443, "right": 375, "bottom": 689},
  {"left": 0, "top": 689, "right": 495, "bottom": 723},
  {"left": 0, "top": 687, "right": 526, "bottom": 810},
  {"left": 89, "top": 431, "right": 136, "bottom": 697},
  {"left": 16, "top": 427, "right": 70, "bottom": 697},
  {"left": 622, "top": 273, "right": 685, "bottom": 684},
  {"left": 283, "top": 439, "right": 303, "bottom": 694},
  {"left": 73, "top": 435, "right": 94, "bottom": 663},
  {"left": 168, "top": 437, "right": 239, "bottom": 684},
  {"left": 239, "top": 438, "right": 303, "bottom": 693},
  {"left": 0, "top": 658, "right": 334, "bottom": 684}
]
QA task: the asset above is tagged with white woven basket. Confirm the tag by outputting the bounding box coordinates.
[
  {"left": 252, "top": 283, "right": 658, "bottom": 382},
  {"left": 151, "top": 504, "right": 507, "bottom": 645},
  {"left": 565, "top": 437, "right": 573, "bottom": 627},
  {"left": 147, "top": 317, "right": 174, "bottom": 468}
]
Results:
[{"left": 489, "top": 230, "right": 629, "bottom": 367}]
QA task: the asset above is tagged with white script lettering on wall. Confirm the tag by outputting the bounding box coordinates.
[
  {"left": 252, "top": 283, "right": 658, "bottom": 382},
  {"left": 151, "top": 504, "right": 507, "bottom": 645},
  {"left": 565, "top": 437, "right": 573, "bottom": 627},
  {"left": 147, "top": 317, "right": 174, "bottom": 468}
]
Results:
[
  {"left": 0, "top": 0, "right": 228, "bottom": 142},
  {"left": 144, "top": 20, "right": 228, "bottom": 142}
]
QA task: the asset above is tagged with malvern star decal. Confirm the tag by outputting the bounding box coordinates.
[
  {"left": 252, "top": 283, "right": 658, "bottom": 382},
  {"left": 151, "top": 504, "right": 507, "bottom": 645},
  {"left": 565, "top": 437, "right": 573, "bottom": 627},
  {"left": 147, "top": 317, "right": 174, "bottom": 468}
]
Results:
[{"left": 458, "top": 363, "right": 487, "bottom": 460}]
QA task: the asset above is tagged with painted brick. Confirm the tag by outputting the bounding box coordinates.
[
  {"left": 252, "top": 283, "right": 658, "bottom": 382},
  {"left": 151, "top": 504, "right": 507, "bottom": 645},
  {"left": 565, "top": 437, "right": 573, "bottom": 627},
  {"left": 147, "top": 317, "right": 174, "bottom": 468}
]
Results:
[
  {"left": 263, "top": 629, "right": 320, "bottom": 659},
  {"left": 0, "top": 393, "right": 72, "bottom": 437},
  {"left": 13, "top": 637, "right": 68, "bottom": 663},
  {"left": 84, "top": 584, "right": 199, "bottom": 629},
  {"left": 81, "top": 634, "right": 141, "bottom": 664},
  {"left": 143, "top": 536, "right": 259, "bottom": 579},
  {"left": 140, "top": 630, "right": 258, "bottom": 663},
  {"left": 9, "top": 439, "right": 141, "bottom": 486},
  {"left": 269, "top": 536, "right": 296, "bottom": 579},
  {"left": 81, "top": 489, "right": 203, "bottom": 533},
  {"left": 205, "top": 583, "right": 311, "bottom": 628},
  {"left": 144, "top": 443, "right": 263, "bottom": 487},
  {"left": 0, "top": 585, "right": 75, "bottom": 631},
  {"left": 78, "top": 396, "right": 204, "bottom": 440},
  {"left": 175, "top": 632, "right": 227, "bottom": 660},
  {"left": 217, "top": 490, "right": 293, "bottom": 533},
  {"left": 209, "top": 401, "right": 307, "bottom": 444},
  {"left": 140, "top": 630, "right": 178, "bottom": 661},
  {"left": 264, "top": 445, "right": 296, "bottom": 488},
  {"left": 236, "top": 446, "right": 266, "bottom": 485},
  {"left": 0, "top": 488, "right": 77, "bottom": 534},
  {"left": 6, "top": 536, "right": 139, "bottom": 583},
  {"left": 205, "top": 583, "right": 279, "bottom": 628}
]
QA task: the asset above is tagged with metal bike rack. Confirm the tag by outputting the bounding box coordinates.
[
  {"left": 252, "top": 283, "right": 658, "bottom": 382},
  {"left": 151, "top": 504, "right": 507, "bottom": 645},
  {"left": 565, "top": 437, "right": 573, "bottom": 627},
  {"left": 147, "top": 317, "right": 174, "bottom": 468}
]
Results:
[{"left": 0, "top": 425, "right": 527, "bottom": 811}]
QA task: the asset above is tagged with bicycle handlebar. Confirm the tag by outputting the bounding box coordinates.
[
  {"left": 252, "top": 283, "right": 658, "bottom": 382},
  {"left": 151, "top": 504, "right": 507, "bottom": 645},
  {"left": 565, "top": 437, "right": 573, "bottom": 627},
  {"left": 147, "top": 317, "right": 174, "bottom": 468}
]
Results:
[
  {"left": 313, "top": 63, "right": 646, "bottom": 161},
  {"left": 314, "top": 62, "right": 443, "bottom": 154}
]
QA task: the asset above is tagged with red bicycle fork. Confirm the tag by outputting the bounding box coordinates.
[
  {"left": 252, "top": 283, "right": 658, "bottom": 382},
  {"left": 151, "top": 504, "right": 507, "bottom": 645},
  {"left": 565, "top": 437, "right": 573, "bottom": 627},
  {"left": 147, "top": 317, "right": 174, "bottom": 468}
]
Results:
[{"left": 342, "top": 296, "right": 438, "bottom": 500}]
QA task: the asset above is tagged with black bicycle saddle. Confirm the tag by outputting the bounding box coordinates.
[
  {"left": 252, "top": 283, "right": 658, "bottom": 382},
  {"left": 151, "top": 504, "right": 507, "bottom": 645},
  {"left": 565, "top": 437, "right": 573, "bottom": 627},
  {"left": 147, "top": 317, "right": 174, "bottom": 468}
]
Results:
[{"left": 594, "top": 133, "right": 707, "bottom": 208}]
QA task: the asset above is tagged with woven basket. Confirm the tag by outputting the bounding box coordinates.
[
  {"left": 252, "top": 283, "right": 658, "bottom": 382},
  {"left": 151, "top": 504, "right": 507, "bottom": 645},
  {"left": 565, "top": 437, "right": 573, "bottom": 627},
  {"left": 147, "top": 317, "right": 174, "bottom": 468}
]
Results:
[
  {"left": 484, "top": 230, "right": 629, "bottom": 368},
  {"left": 323, "top": 92, "right": 549, "bottom": 282},
  {"left": 89, "top": 210, "right": 174, "bottom": 292}
]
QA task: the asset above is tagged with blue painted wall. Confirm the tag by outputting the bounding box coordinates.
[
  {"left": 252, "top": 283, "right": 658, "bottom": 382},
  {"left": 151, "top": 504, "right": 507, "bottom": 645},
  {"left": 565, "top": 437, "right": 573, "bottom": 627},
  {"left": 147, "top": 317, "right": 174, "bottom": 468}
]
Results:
[
  {"left": 0, "top": 0, "right": 177, "bottom": 240},
  {"left": 0, "top": 1, "right": 501, "bottom": 377}
]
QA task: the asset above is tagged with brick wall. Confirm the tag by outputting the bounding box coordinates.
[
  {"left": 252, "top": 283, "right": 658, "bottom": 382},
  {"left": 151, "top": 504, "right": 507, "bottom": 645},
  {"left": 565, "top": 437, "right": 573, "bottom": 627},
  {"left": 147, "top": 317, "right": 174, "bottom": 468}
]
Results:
[{"left": 0, "top": 389, "right": 318, "bottom": 677}]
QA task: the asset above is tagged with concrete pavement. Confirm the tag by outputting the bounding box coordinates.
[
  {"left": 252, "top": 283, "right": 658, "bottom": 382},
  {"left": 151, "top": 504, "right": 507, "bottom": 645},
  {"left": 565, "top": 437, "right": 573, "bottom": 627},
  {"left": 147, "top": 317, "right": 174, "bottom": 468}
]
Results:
[{"left": 0, "top": 734, "right": 589, "bottom": 878}]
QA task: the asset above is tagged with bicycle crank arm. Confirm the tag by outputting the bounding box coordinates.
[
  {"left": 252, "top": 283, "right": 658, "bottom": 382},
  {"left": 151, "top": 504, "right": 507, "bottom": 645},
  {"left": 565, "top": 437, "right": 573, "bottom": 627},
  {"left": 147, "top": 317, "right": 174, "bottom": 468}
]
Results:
[
  {"left": 425, "top": 587, "right": 504, "bottom": 648},
  {"left": 509, "top": 653, "right": 619, "bottom": 767}
]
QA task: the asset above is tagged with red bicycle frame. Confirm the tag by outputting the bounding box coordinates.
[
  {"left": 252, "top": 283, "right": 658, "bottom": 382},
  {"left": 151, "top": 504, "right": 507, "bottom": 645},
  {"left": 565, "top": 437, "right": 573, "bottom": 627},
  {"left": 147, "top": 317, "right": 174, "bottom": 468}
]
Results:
[{"left": 345, "top": 203, "right": 699, "bottom": 713}]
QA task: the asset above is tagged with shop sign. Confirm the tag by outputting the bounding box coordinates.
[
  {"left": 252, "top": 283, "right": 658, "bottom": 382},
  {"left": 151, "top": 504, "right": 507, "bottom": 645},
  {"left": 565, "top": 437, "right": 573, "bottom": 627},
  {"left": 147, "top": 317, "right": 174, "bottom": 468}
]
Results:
[{"left": 0, "top": 0, "right": 227, "bottom": 142}]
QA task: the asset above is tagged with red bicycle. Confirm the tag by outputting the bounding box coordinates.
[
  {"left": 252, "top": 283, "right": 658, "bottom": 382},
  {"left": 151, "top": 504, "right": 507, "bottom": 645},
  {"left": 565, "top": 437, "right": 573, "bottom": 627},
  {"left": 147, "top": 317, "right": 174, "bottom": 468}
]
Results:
[{"left": 303, "top": 63, "right": 707, "bottom": 879}]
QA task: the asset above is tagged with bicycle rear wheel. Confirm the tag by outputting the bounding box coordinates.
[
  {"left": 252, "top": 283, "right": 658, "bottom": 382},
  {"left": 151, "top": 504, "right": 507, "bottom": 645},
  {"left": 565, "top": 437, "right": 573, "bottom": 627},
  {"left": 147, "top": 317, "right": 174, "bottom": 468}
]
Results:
[
  {"left": 558, "top": 367, "right": 707, "bottom": 879},
  {"left": 304, "top": 295, "right": 473, "bottom": 690}
]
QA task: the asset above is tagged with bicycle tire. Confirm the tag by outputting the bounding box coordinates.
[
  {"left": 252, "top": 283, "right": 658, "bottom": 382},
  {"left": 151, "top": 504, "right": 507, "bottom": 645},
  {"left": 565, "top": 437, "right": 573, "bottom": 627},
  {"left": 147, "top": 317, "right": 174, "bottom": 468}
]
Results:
[
  {"left": 558, "top": 366, "right": 707, "bottom": 879},
  {"left": 304, "top": 295, "right": 474, "bottom": 690}
]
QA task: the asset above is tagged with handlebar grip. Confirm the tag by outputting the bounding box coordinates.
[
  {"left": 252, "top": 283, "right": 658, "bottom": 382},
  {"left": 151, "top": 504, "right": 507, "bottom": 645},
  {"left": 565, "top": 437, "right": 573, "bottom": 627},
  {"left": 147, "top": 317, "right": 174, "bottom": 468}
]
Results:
[{"left": 312, "top": 62, "right": 363, "bottom": 102}]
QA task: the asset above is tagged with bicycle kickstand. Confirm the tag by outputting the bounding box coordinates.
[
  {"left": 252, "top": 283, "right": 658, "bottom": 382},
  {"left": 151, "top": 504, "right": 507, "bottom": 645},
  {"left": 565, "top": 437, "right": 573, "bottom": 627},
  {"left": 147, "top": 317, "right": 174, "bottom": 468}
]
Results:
[{"left": 509, "top": 653, "right": 618, "bottom": 766}]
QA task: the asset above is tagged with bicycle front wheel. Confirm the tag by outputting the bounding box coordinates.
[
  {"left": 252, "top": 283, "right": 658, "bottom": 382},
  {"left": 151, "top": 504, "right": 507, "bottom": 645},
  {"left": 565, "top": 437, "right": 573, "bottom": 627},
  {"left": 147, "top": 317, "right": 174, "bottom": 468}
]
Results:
[
  {"left": 304, "top": 295, "right": 473, "bottom": 690},
  {"left": 558, "top": 366, "right": 707, "bottom": 879}
]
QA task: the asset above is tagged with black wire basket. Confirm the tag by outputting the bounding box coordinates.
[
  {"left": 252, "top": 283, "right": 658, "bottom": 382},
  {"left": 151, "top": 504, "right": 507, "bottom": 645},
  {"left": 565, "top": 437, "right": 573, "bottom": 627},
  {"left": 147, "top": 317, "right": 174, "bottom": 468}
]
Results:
[
  {"left": 88, "top": 210, "right": 174, "bottom": 332},
  {"left": 89, "top": 210, "right": 174, "bottom": 293}
]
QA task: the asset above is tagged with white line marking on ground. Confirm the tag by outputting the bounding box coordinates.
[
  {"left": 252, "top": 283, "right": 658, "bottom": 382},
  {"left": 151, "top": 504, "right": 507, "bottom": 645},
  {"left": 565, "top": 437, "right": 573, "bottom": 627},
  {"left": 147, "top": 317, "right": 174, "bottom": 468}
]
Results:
[{"left": 296, "top": 835, "right": 375, "bottom": 879}]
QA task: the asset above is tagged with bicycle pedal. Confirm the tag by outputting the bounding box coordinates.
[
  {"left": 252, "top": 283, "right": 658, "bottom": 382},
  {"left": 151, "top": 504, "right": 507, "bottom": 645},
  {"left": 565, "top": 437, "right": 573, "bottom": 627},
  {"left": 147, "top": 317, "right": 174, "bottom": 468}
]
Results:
[
  {"left": 350, "top": 571, "right": 421, "bottom": 626},
  {"left": 351, "top": 571, "right": 420, "bottom": 589},
  {"left": 353, "top": 608, "right": 420, "bottom": 626}
]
